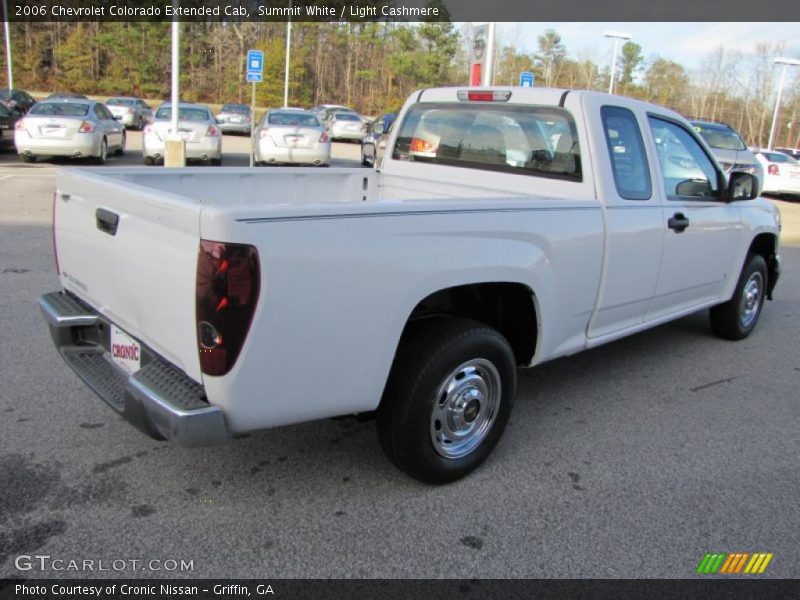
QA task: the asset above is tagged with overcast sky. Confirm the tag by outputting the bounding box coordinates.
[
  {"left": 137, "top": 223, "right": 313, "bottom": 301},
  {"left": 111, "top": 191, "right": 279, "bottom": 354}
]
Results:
[{"left": 494, "top": 22, "right": 800, "bottom": 70}]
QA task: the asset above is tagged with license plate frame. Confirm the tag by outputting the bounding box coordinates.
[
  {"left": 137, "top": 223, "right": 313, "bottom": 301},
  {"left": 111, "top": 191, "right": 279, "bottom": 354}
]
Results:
[{"left": 110, "top": 325, "right": 142, "bottom": 375}]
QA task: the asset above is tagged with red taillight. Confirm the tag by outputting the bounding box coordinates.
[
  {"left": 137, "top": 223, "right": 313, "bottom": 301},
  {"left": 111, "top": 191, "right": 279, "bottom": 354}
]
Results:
[
  {"left": 15, "top": 119, "right": 25, "bottom": 130},
  {"left": 206, "top": 125, "right": 219, "bottom": 137},
  {"left": 457, "top": 90, "right": 513, "bottom": 102},
  {"left": 52, "top": 191, "right": 60, "bottom": 275},
  {"left": 768, "top": 164, "right": 780, "bottom": 176},
  {"left": 410, "top": 137, "right": 437, "bottom": 154},
  {"left": 319, "top": 131, "right": 330, "bottom": 143},
  {"left": 196, "top": 240, "right": 260, "bottom": 376},
  {"left": 78, "top": 120, "right": 95, "bottom": 133}
]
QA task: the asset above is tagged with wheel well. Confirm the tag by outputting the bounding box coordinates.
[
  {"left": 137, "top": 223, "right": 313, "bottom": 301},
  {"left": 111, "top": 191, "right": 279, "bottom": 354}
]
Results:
[
  {"left": 747, "top": 233, "right": 778, "bottom": 298},
  {"left": 405, "top": 283, "right": 537, "bottom": 366}
]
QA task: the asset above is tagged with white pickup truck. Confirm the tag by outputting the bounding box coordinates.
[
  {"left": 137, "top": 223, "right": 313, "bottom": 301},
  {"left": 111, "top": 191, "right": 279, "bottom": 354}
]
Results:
[{"left": 40, "top": 87, "right": 781, "bottom": 483}]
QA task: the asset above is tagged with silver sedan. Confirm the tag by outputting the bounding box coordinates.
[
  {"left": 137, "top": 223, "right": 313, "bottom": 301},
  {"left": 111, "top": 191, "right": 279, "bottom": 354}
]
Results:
[
  {"left": 325, "top": 111, "right": 367, "bottom": 142},
  {"left": 252, "top": 109, "right": 331, "bottom": 166},
  {"left": 14, "top": 99, "right": 125, "bottom": 164},
  {"left": 106, "top": 97, "right": 154, "bottom": 130},
  {"left": 143, "top": 103, "right": 222, "bottom": 165}
]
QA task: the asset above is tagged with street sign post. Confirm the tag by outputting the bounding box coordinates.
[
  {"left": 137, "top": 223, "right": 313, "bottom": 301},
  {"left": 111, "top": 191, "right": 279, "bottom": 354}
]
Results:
[
  {"left": 246, "top": 49, "right": 264, "bottom": 167},
  {"left": 519, "top": 71, "right": 534, "bottom": 87}
]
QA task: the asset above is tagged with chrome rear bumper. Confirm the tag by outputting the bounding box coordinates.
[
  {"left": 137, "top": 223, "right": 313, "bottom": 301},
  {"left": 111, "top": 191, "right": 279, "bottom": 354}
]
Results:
[{"left": 40, "top": 291, "right": 230, "bottom": 447}]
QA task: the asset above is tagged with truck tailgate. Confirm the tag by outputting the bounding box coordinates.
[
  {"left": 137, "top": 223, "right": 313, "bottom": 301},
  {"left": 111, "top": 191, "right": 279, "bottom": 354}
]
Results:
[{"left": 54, "top": 169, "right": 202, "bottom": 381}]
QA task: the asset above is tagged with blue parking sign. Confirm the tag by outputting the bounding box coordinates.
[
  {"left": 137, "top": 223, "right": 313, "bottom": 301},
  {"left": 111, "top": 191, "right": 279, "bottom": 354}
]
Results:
[
  {"left": 519, "top": 71, "right": 534, "bottom": 87},
  {"left": 247, "top": 49, "right": 264, "bottom": 74},
  {"left": 246, "top": 72, "right": 263, "bottom": 83}
]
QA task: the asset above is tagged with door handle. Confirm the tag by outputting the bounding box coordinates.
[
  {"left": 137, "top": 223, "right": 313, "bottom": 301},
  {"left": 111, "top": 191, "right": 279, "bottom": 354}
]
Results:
[
  {"left": 668, "top": 212, "right": 690, "bottom": 233},
  {"left": 96, "top": 208, "right": 120, "bottom": 236}
]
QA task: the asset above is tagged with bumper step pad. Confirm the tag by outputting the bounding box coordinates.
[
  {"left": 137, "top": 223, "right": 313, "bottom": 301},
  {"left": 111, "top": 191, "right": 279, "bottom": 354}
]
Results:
[{"left": 40, "top": 291, "right": 230, "bottom": 447}]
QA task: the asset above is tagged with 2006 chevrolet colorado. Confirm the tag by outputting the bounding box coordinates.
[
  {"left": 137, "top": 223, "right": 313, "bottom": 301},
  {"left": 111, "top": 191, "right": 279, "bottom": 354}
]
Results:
[{"left": 40, "top": 87, "right": 781, "bottom": 483}]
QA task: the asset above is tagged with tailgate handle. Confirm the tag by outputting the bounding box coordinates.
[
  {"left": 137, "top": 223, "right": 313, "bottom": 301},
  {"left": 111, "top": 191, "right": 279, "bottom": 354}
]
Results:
[{"left": 96, "top": 208, "right": 120, "bottom": 236}]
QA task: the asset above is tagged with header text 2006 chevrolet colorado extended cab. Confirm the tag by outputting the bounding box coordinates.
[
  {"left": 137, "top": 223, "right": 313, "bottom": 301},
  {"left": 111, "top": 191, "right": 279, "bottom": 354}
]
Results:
[{"left": 40, "top": 87, "right": 781, "bottom": 483}]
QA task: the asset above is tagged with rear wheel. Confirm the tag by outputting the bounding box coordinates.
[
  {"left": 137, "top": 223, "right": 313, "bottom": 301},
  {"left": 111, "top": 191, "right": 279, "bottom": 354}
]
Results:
[
  {"left": 20, "top": 154, "right": 35, "bottom": 163},
  {"left": 115, "top": 132, "right": 126, "bottom": 156},
  {"left": 710, "top": 253, "right": 768, "bottom": 340},
  {"left": 377, "top": 318, "right": 517, "bottom": 484},
  {"left": 95, "top": 138, "right": 108, "bottom": 165}
]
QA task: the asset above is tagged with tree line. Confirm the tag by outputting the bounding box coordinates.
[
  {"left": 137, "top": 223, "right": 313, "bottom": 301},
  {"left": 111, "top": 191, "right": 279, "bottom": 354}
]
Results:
[{"left": 2, "top": 22, "right": 798, "bottom": 148}]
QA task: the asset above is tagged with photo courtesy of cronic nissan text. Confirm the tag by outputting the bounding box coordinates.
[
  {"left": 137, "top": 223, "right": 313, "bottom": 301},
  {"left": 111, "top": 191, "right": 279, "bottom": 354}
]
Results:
[{"left": 0, "top": 0, "right": 798, "bottom": 597}]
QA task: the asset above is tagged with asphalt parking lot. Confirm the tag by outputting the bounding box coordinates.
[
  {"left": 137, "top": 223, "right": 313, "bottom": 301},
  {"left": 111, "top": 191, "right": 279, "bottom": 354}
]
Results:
[{"left": 0, "top": 145, "right": 798, "bottom": 579}]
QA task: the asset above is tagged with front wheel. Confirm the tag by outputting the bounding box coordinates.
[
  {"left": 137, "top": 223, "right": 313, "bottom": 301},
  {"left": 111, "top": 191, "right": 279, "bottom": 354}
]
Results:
[
  {"left": 20, "top": 154, "right": 35, "bottom": 163},
  {"left": 710, "top": 253, "right": 768, "bottom": 340},
  {"left": 377, "top": 318, "right": 517, "bottom": 484}
]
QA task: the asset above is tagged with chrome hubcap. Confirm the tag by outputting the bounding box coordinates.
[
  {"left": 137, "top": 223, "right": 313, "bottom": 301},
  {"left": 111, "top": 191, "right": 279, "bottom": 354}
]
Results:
[
  {"left": 740, "top": 272, "right": 763, "bottom": 327},
  {"left": 430, "top": 359, "right": 501, "bottom": 459}
]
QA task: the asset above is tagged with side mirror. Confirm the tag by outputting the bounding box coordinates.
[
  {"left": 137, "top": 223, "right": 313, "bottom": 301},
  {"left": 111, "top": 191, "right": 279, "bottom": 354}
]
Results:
[{"left": 726, "top": 171, "right": 759, "bottom": 202}]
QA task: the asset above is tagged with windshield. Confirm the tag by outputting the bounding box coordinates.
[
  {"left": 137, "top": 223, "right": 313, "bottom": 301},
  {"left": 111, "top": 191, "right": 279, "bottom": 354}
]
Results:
[
  {"left": 155, "top": 106, "right": 209, "bottom": 122},
  {"left": 222, "top": 104, "right": 249, "bottom": 114},
  {"left": 693, "top": 125, "right": 747, "bottom": 151},
  {"left": 0, "top": 104, "right": 10, "bottom": 117},
  {"left": 267, "top": 112, "right": 320, "bottom": 127},
  {"left": 762, "top": 152, "right": 798, "bottom": 165},
  {"left": 393, "top": 103, "right": 582, "bottom": 181},
  {"left": 107, "top": 98, "right": 136, "bottom": 107},
  {"left": 334, "top": 112, "right": 360, "bottom": 122},
  {"left": 29, "top": 102, "right": 89, "bottom": 117}
]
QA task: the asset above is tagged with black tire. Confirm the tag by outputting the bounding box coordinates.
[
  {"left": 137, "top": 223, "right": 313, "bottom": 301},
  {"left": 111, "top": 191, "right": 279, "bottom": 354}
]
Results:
[
  {"left": 95, "top": 138, "right": 108, "bottom": 165},
  {"left": 710, "top": 253, "right": 768, "bottom": 340},
  {"left": 143, "top": 156, "right": 155, "bottom": 166},
  {"left": 377, "top": 317, "right": 517, "bottom": 484},
  {"left": 115, "top": 132, "right": 126, "bottom": 156},
  {"left": 20, "top": 154, "right": 35, "bottom": 163}
]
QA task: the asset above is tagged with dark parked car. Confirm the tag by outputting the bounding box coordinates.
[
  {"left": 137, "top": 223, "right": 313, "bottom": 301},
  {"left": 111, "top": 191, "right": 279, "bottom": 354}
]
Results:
[
  {"left": 0, "top": 102, "right": 22, "bottom": 150},
  {"left": 361, "top": 112, "right": 395, "bottom": 167},
  {"left": 0, "top": 89, "right": 37, "bottom": 114}
]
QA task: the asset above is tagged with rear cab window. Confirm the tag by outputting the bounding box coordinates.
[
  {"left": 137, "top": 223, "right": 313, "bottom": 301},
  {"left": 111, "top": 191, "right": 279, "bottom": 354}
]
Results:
[{"left": 392, "top": 103, "right": 582, "bottom": 181}]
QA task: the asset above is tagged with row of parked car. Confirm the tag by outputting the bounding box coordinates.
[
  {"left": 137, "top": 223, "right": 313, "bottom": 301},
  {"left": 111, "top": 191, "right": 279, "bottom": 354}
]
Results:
[{"left": 1, "top": 88, "right": 395, "bottom": 168}]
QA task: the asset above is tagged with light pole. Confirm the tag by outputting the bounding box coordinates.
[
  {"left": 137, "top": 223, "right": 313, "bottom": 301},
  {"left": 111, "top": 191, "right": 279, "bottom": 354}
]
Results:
[
  {"left": 604, "top": 30, "right": 632, "bottom": 95},
  {"left": 283, "top": 0, "right": 292, "bottom": 108},
  {"left": 767, "top": 57, "right": 800, "bottom": 150},
  {"left": 3, "top": 0, "right": 12, "bottom": 90}
]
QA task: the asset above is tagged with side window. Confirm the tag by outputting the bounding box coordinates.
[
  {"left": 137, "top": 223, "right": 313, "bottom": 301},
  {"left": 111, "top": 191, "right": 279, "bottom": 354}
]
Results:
[
  {"left": 96, "top": 104, "right": 111, "bottom": 120},
  {"left": 649, "top": 117, "right": 720, "bottom": 199},
  {"left": 601, "top": 106, "right": 652, "bottom": 200}
]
